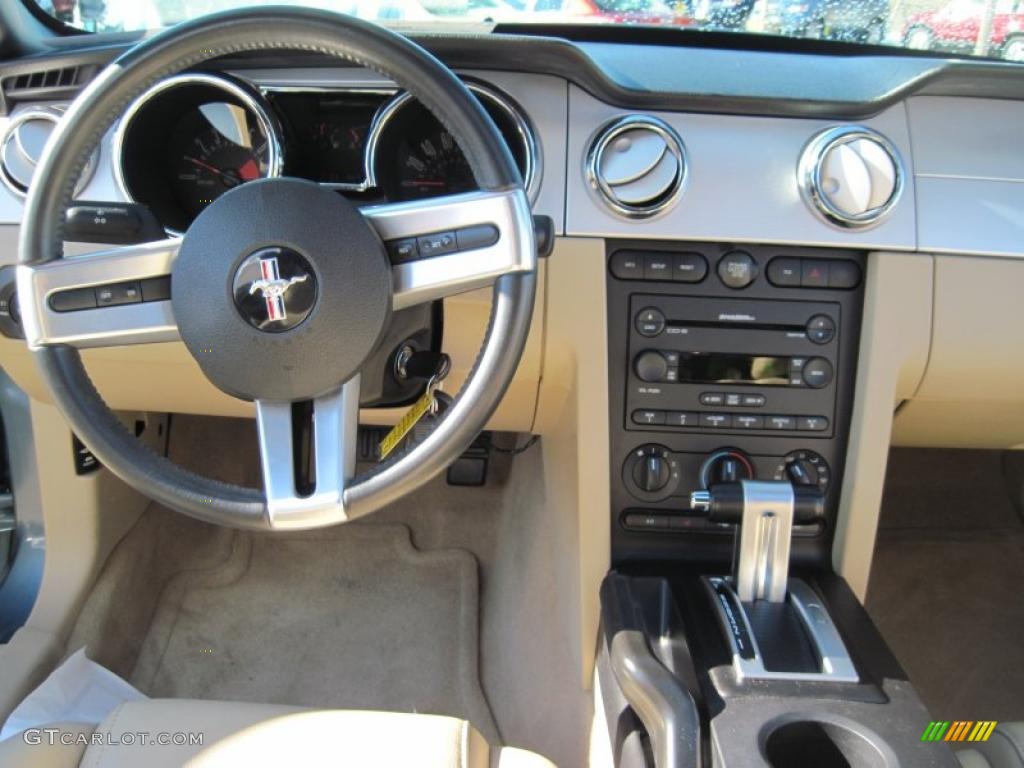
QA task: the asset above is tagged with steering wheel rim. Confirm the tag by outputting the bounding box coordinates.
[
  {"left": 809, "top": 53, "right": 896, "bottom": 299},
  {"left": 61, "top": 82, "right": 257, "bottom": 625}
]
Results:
[{"left": 16, "top": 8, "right": 537, "bottom": 530}]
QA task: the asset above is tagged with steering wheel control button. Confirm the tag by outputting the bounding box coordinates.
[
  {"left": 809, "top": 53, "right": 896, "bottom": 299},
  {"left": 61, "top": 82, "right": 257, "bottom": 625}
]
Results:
[
  {"left": 635, "top": 307, "right": 666, "bottom": 337},
  {"left": 455, "top": 224, "right": 499, "bottom": 252},
  {"left": 96, "top": 281, "right": 142, "bottom": 307},
  {"left": 174, "top": 177, "right": 392, "bottom": 402},
  {"left": 49, "top": 287, "right": 99, "bottom": 312},
  {"left": 233, "top": 247, "right": 317, "bottom": 333},
  {"left": 674, "top": 252, "right": 708, "bottom": 283},
  {"left": 806, "top": 314, "right": 836, "bottom": 344},
  {"left": 801, "top": 357, "right": 835, "bottom": 389},
  {"left": 388, "top": 238, "right": 419, "bottom": 264},
  {"left": 717, "top": 250, "right": 757, "bottom": 289},
  {"left": 139, "top": 276, "right": 172, "bottom": 303},
  {"left": 417, "top": 231, "right": 457, "bottom": 258}
]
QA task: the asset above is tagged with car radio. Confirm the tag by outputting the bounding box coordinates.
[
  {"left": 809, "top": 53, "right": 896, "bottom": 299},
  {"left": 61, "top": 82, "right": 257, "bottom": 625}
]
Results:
[{"left": 625, "top": 295, "right": 840, "bottom": 437}]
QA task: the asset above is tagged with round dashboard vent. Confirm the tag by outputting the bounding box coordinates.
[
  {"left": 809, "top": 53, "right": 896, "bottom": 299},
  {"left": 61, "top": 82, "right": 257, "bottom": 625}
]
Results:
[
  {"left": 587, "top": 116, "right": 686, "bottom": 219},
  {"left": 0, "top": 107, "right": 96, "bottom": 198},
  {"left": 799, "top": 126, "right": 902, "bottom": 229}
]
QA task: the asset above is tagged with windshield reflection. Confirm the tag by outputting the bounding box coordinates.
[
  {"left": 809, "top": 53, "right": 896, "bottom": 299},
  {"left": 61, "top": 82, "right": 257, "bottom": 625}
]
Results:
[{"left": 29, "top": 0, "right": 1024, "bottom": 62}]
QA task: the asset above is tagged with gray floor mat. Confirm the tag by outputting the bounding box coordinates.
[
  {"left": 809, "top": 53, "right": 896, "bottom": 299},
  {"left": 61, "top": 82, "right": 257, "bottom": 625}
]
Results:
[
  {"left": 867, "top": 448, "right": 1024, "bottom": 721},
  {"left": 126, "top": 522, "right": 499, "bottom": 743}
]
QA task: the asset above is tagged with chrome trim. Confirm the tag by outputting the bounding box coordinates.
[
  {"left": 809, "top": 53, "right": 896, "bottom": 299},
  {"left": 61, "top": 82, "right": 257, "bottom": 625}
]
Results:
[
  {"left": 363, "top": 188, "right": 535, "bottom": 310},
  {"left": 798, "top": 125, "right": 904, "bottom": 230},
  {"left": 585, "top": 115, "right": 687, "bottom": 220},
  {"left": 705, "top": 576, "right": 859, "bottom": 684},
  {"left": 735, "top": 479, "right": 794, "bottom": 603},
  {"left": 255, "top": 375, "right": 360, "bottom": 530},
  {"left": 112, "top": 73, "right": 285, "bottom": 235},
  {"left": 364, "top": 81, "right": 541, "bottom": 202},
  {"left": 0, "top": 107, "right": 97, "bottom": 199},
  {"left": 16, "top": 238, "right": 180, "bottom": 349}
]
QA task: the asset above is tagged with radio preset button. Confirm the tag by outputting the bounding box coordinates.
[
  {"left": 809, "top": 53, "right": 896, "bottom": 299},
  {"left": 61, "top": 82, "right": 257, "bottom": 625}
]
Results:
[
  {"left": 734, "top": 414, "right": 765, "bottom": 429},
  {"left": 700, "top": 392, "right": 725, "bottom": 406},
  {"left": 767, "top": 415, "right": 796, "bottom": 430},
  {"left": 674, "top": 252, "right": 708, "bottom": 283},
  {"left": 644, "top": 253, "right": 673, "bottom": 281},
  {"left": 635, "top": 308, "right": 666, "bottom": 337},
  {"left": 700, "top": 413, "right": 732, "bottom": 428},
  {"left": 806, "top": 314, "right": 836, "bottom": 344},
  {"left": 798, "top": 416, "right": 830, "bottom": 432},
  {"left": 667, "top": 411, "right": 698, "bottom": 427},
  {"left": 802, "top": 357, "right": 834, "bottom": 389},
  {"left": 717, "top": 250, "right": 758, "bottom": 289},
  {"left": 632, "top": 409, "right": 667, "bottom": 426}
]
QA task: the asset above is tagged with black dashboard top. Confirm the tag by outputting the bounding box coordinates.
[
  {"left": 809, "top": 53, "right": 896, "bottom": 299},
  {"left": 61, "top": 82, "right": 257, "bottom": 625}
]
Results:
[{"left": 3, "top": 25, "right": 1024, "bottom": 120}]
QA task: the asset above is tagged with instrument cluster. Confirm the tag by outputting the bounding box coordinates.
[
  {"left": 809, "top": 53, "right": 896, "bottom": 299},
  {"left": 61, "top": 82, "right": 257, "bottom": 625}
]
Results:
[{"left": 114, "top": 73, "right": 538, "bottom": 235}]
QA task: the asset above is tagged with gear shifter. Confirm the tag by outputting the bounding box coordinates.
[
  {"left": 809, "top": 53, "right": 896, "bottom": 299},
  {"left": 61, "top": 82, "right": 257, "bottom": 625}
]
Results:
[{"left": 690, "top": 479, "right": 858, "bottom": 682}]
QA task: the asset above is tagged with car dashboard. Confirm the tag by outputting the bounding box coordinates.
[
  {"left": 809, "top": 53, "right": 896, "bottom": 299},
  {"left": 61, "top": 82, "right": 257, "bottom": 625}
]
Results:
[{"left": 1, "top": 29, "right": 1024, "bottom": 594}]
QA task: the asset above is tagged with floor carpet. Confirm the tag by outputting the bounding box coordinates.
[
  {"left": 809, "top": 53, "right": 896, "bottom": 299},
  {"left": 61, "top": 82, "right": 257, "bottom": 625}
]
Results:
[{"left": 867, "top": 448, "right": 1024, "bottom": 722}]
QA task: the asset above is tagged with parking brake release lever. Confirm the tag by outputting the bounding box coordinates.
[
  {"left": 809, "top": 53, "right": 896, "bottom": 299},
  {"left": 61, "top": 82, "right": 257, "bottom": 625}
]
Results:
[{"left": 690, "top": 480, "right": 824, "bottom": 602}]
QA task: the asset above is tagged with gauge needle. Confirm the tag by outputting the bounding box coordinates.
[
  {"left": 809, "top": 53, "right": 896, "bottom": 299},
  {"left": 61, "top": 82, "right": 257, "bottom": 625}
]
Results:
[{"left": 185, "top": 156, "right": 241, "bottom": 186}]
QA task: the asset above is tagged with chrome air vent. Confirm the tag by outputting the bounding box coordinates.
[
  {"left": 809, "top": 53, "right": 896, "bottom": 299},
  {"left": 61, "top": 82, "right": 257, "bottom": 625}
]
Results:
[
  {"left": 799, "top": 126, "right": 903, "bottom": 229},
  {"left": 0, "top": 107, "right": 96, "bottom": 199},
  {"left": 587, "top": 116, "right": 686, "bottom": 219}
]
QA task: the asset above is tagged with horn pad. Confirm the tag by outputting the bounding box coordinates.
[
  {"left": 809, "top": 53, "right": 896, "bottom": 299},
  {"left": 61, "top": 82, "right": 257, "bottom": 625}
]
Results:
[{"left": 171, "top": 177, "right": 392, "bottom": 402}]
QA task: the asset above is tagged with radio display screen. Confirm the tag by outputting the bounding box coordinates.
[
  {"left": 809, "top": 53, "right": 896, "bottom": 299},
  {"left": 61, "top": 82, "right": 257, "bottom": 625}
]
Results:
[{"left": 677, "top": 353, "right": 790, "bottom": 386}]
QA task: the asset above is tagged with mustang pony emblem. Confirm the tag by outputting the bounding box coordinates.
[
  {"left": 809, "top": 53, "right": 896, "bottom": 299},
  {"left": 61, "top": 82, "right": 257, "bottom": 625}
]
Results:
[{"left": 248, "top": 257, "right": 309, "bottom": 322}]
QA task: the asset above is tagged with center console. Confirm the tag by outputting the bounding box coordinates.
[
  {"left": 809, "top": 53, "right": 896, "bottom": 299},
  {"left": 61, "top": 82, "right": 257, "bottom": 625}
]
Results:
[
  {"left": 601, "top": 242, "right": 957, "bottom": 767},
  {"left": 606, "top": 240, "right": 864, "bottom": 566}
]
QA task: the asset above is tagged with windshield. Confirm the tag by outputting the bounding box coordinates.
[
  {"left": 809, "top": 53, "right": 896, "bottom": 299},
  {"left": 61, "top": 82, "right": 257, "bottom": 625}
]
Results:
[{"left": 26, "top": 0, "right": 1024, "bottom": 62}]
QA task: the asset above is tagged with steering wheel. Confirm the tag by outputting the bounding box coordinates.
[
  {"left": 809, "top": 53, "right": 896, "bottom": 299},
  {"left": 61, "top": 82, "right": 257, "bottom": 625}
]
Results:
[{"left": 15, "top": 8, "right": 536, "bottom": 530}]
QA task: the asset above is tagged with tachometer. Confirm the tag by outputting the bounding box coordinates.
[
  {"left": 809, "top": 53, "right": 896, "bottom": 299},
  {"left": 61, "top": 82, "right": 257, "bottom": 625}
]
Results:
[
  {"left": 394, "top": 122, "right": 475, "bottom": 199},
  {"left": 116, "top": 73, "right": 283, "bottom": 234},
  {"left": 169, "top": 103, "right": 272, "bottom": 218}
]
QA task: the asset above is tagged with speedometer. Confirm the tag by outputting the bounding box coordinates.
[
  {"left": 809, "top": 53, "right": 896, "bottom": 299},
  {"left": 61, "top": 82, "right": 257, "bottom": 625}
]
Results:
[{"left": 373, "top": 83, "right": 537, "bottom": 203}]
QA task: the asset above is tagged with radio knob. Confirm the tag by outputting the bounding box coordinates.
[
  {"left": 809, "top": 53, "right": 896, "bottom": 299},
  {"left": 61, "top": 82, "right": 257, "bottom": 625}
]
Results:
[
  {"left": 634, "top": 351, "right": 669, "bottom": 383},
  {"left": 801, "top": 357, "right": 834, "bottom": 389}
]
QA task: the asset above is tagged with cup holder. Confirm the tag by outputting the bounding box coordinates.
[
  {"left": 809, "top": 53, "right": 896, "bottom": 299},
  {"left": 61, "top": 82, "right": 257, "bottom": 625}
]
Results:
[{"left": 764, "top": 719, "right": 889, "bottom": 768}]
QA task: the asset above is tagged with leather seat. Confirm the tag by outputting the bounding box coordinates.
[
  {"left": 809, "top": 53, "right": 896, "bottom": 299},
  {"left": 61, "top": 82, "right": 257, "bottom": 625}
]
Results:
[
  {"left": 957, "top": 723, "right": 1024, "bottom": 768},
  {"left": 0, "top": 700, "right": 555, "bottom": 768}
]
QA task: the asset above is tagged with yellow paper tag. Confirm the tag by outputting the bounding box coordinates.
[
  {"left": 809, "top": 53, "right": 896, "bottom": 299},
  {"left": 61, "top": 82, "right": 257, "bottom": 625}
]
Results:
[{"left": 379, "top": 387, "right": 435, "bottom": 460}]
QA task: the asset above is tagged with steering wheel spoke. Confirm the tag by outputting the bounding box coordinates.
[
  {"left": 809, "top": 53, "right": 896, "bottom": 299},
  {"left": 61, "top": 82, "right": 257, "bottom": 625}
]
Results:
[
  {"left": 17, "top": 238, "right": 180, "bottom": 348},
  {"left": 363, "top": 188, "right": 535, "bottom": 310},
  {"left": 255, "top": 375, "right": 361, "bottom": 530}
]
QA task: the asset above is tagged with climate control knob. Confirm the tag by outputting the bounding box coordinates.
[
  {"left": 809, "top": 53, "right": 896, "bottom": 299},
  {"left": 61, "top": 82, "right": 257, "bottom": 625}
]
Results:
[
  {"left": 623, "top": 444, "right": 680, "bottom": 501},
  {"left": 773, "top": 450, "right": 831, "bottom": 493},
  {"left": 699, "top": 448, "right": 755, "bottom": 489},
  {"left": 633, "top": 453, "right": 671, "bottom": 493},
  {"left": 634, "top": 351, "right": 669, "bottom": 383}
]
